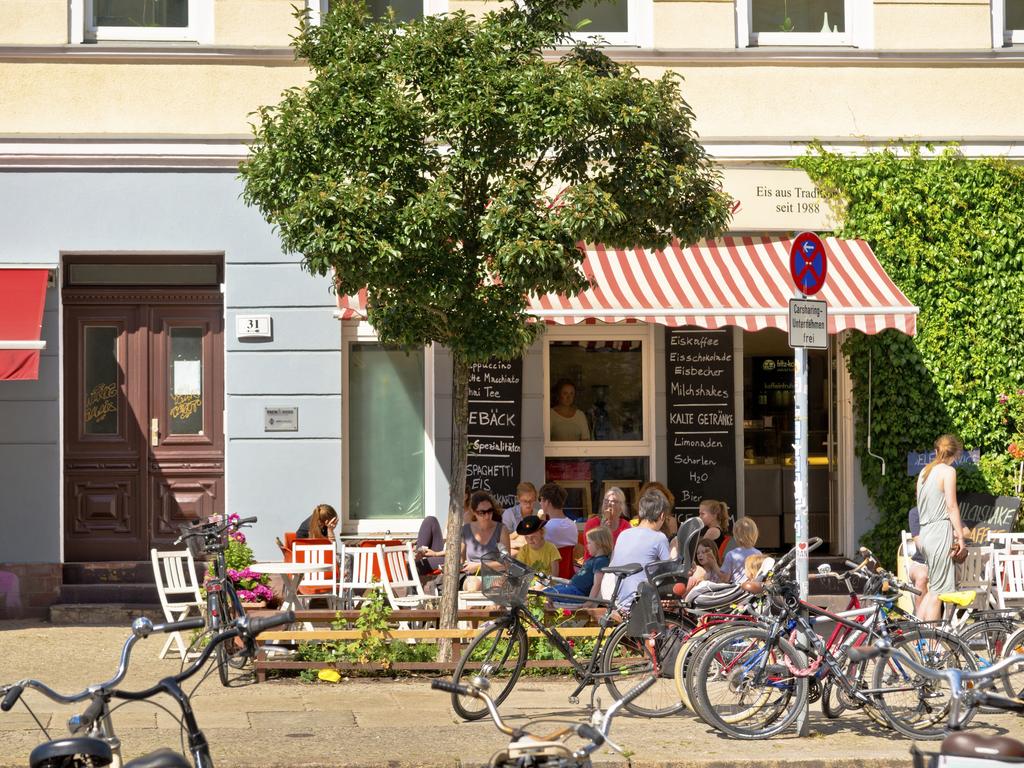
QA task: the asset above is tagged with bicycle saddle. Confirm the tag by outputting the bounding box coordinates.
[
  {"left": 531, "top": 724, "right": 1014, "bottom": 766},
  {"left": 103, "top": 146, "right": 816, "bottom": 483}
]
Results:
[
  {"left": 123, "top": 749, "right": 193, "bottom": 768},
  {"left": 937, "top": 590, "right": 976, "bottom": 607},
  {"left": 941, "top": 732, "right": 1024, "bottom": 760},
  {"left": 601, "top": 563, "right": 643, "bottom": 577},
  {"left": 30, "top": 738, "right": 113, "bottom": 768}
]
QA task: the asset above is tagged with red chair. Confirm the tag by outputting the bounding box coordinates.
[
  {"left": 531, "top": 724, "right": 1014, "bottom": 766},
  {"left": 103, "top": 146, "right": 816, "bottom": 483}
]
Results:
[
  {"left": 359, "top": 539, "right": 403, "bottom": 580},
  {"left": 292, "top": 538, "right": 338, "bottom": 589},
  {"left": 557, "top": 546, "right": 576, "bottom": 580}
]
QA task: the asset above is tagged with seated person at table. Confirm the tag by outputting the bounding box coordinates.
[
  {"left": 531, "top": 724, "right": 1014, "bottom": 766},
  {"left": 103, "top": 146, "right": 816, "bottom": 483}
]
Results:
[
  {"left": 719, "top": 517, "right": 761, "bottom": 584},
  {"left": 414, "top": 515, "right": 446, "bottom": 576},
  {"left": 546, "top": 526, "right": 612, "bottom": 606},
  {"left": 584, "top": 486, "right": 632, "bottom": 559},
  {"left": 504, "top": 481, "right": 538, "bottom": 555},
  {"left": 638, "top": 481, "right": 678, "bottom": 557},
  {"left": 604, "top": 490, "right": 670, "bottom": 610},
  {"left": 515, "top": 515, "right": 561, "bottom": 576},
  {"left": 538, "top": 483, "right": 580, "bottom": 556},
  {"left": 460, "top": 491, "right": 511, "bottom": 591},
  {"left": 684, "top": 539, "right": 729, "bottom": 593},
  {"left": 296, "top": 503, "right": 338, "bottom": 539}
]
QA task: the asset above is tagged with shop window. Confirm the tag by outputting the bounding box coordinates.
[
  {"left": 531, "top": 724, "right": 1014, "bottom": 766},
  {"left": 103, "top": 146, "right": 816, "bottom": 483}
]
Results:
[
  {"left": 736, "top": 0, "right": 871, "bottom": 47},
  {"left": 547, "top": 339, "right": 645, "bottom": 444},
  {"left": 74, "top": 0, "right": 213, "bottom": 42},
  {"left": 347, "top": 343, "right": 425, "bottom": 521},
  {"left": 997, "top": 0, "right": 1024, "bottom": 44},
  {"left": 546, "top": 457, "right": 649, "bottom": 521}
]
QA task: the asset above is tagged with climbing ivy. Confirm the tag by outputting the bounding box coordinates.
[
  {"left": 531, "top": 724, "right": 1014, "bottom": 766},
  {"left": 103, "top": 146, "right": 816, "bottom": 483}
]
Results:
[{"left": 793, "top": 145, "right": 1024, "bottom": 565}]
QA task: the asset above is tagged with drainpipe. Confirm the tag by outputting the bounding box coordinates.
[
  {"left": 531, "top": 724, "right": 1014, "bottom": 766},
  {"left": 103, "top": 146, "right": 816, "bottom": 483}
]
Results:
[{"left": 866, "top": 347, "right": 886, "bottom": 476}]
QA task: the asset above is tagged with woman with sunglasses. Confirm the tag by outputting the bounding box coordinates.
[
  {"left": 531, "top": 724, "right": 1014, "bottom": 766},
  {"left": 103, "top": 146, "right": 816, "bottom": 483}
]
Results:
[
  {"left": 459, "top": 490, "right": 511, "bottom": 590},
  {"left": 582, "top": 486, "right": 631, "bottom": 560}
]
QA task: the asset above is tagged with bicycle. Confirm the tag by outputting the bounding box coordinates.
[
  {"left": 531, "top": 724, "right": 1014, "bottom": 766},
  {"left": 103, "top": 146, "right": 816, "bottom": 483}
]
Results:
[
  {"left": 432, "top": 674, "right": 656, "bottom": 768},
  {"left": 0, "top": 610, "right": 295, "bottom": 768},
  {"left": 848, "top": 641, "right": 1024, "bottom": 766},
  {"left": 174, "top": 515, "right": 259, "bottom": 686},
  {"left": 449, "top": 549, "right": 685, "bottom": 721},
  {"left": 687, "top": 549, "right": 978, "bottom": 739}
]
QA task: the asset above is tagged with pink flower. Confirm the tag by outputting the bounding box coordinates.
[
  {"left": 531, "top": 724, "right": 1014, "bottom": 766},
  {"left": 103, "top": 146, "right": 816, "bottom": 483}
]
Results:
[{"left": 998, "top": 394, "right": 1009, "bottom": 404}]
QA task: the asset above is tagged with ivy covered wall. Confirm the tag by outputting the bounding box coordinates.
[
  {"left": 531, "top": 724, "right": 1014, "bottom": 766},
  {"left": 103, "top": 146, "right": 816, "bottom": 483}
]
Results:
[{"left": 794, "top": 146, "right": 1024, "bottom": 564}]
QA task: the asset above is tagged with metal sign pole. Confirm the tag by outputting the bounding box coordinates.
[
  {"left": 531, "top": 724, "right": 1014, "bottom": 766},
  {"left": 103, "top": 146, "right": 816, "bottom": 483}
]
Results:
[{"left": 794, "top": 343, "right": 809, "bottom": 600}]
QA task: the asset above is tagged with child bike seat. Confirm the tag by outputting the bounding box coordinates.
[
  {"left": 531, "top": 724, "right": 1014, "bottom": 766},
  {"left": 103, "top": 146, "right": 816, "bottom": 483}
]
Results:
[
  {"left": 30, "top": 738, "right": 113, "bottom": 768},
  {"left": 685, "top": 581, "right": 746, "bottom": 610}
]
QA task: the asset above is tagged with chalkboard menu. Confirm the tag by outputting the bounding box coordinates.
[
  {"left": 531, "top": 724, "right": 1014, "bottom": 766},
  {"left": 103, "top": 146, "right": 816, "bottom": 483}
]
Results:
[
  {"left": 467, "top": 358, "right": 523, "bottom": 510},
  {"left": 957, "top": 492, "right": 1021, "bottom": 541},
  {"left": 665, "top": 328, "right": 737, "bottom": 516}
]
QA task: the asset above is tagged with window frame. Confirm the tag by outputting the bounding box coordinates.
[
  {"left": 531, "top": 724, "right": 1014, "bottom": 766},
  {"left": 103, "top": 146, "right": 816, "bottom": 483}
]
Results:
[
  {"left": 736, "top": 0, "right": 873, "bottom": 48},
  {"left": 341, "top": 321, "right": 436, "bottom": 535},
  {"left": 542, "top": 324, "right": 654, "bottom": 459},
  {"left": 71, "top": 0, "right": 212, "bottom": 43},
  {"left": 993, "top": 0, "right": 1024, "bottom": 46},
  {"left": 557, "top": 0, "right": 653, "bottom": 48}
]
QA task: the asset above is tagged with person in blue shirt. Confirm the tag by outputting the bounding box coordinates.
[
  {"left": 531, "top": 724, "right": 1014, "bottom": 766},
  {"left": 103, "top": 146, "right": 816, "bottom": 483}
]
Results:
[{"left": 545, "top": 526, "right": 613, "bottom": 607}]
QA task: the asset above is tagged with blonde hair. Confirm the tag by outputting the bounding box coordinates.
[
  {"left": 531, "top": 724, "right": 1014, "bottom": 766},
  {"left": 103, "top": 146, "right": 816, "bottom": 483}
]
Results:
[
  {"left": 921, "top": 434, "right": 963, "bottom": 484},
  {"left": 744, "top": 553, "right": 767, "bottom": 581},
  {"left": 586, "top": 525, "right": 613, "bottom": 557},
  {"left": 516, "top": 481, "right": 537, "bottom": 498},
  {"left": 733, "top": 517, "right": 759, "bottom": 548},
  {"left": 309, "top": 504, "right": 338, "bottom": 538},
  {"left": 602, "top": 486, "right": 627, "bottom": 522},
  {"left": 700, "top": 499, "right": 730, "bottom": 531}
]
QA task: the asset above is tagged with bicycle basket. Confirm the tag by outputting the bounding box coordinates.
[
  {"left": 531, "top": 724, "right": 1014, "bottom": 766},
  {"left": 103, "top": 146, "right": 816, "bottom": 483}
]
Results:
[
  {"left": 180, "top": 520, "right": 223, "bottom": 558},
  {"left": 480, "top": 553, "right": 532, "bottom": 607},
  {"left": 625, "top": 581, "right": 665, "bottom": 638}
]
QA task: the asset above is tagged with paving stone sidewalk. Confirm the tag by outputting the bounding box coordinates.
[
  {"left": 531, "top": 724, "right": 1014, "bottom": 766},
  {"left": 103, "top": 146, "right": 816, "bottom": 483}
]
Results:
[{"left": 0, "top": 621, "right": 1018, "bottom": 767}]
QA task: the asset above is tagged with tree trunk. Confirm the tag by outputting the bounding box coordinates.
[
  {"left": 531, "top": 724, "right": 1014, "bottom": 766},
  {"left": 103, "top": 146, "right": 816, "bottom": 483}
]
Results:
[{"left": 437, "top": 352, "right": 471, "bottom": 662}]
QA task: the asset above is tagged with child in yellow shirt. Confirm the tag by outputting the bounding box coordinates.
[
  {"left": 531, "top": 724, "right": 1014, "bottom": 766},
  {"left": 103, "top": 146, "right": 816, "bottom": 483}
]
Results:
[{"left": 515, "top": 515, "right": 561, "bottom": 576}]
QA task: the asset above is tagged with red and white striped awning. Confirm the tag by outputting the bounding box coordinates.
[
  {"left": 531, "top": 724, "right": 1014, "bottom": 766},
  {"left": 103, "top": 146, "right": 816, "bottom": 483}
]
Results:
[
  {"left": 336, "top": 236, "right": 917, "bottom": 336},
  {"left": 0, "top": 268, "right": 48, "bottom": 381}
]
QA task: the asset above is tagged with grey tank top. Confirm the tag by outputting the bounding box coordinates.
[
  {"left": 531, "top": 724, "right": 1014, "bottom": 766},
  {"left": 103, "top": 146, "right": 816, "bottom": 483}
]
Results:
[
  {"left": 916, "top": 469, "right": 949, "bottom": 527},
  {"left": 462, "top": 522, "right": 501, "bottom": 562}
]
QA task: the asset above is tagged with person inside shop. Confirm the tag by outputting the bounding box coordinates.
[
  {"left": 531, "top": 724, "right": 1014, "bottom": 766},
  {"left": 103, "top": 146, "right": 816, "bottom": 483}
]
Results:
[
  {"left": 684, "top": 539, "right": 729, "bottom": 592},
  {"left": 538, "top": 482, "right": 581, "bottom": 570},
  {"left": 550, "top": 378, "right": 591, "bottom": 441},
  {"left": 545, "top": 525, "right": 613, "bottom": 607},
  {"left": 906, "top": 506, "right": 929, "bottom": 610},
  {"left": 296, "top": 503, "right": 338, "bottom": 539},
  {"left": 603, "top": 489, "right": 670, "bottom": 610},
  {"left": 584, "top": 486, "right": 632, "bottom": 559},
  {"left": 914, "top": 434, "right": 968, "bottom": 623},
  {"left": 719, "top": 517, "right": 761, "bottom": 584},
  {"left": 515, "top": 515, "right": 561, "bottom": 576},
  {"left": 458, "top": 490, "right": 511, "bottom": 591}
]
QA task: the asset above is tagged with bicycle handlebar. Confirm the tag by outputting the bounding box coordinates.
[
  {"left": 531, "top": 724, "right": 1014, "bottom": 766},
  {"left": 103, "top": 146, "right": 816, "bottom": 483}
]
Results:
[{"left": 174, "top": 515, "right": 258, "bottom": 545}]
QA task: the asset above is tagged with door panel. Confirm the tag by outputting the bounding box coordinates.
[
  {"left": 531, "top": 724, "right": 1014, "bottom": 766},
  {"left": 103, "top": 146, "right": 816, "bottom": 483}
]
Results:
[{"left": 64, "top": 297, "right": 224, "bottom": 561}]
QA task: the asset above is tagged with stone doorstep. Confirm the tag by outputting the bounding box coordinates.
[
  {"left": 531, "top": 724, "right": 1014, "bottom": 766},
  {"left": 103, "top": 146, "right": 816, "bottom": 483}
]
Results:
[{"left": 48, "top": 603, "right": 164, "bottom": 626}]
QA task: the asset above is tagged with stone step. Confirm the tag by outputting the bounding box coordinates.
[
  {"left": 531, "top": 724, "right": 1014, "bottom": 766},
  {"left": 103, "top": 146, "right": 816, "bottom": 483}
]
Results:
[
  {"left": 62, "top": 561, "right": 155, "bottom": 585},
  {"left": 49, "top": 602, "right": 165, "bottom": 626},
  {"left": 57, "top": 583, "right": 161, "bottom": 604}
]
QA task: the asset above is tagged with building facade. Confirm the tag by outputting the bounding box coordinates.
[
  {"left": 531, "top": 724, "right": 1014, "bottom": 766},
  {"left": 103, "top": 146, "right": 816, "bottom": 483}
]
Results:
[{"left": 0, "top": 0, "right": 1019, "bottom": 615}]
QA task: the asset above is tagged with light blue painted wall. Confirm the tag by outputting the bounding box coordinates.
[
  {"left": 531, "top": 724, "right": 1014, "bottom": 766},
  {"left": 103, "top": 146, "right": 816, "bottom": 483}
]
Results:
[{"left": 0, "top": 170, "right": 340, "bottom": 563}]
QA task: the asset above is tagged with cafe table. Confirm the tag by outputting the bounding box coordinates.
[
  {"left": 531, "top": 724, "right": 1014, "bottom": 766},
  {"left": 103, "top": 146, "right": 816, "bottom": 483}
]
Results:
[{"left": 249, "top": 561, "right": 334, "bottom": 631}]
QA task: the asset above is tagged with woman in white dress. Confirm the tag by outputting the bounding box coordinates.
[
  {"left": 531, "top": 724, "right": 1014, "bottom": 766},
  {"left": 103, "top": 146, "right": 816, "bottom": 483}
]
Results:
[{"left": 550, "top": 378, "right": 590, "bottom": 441}]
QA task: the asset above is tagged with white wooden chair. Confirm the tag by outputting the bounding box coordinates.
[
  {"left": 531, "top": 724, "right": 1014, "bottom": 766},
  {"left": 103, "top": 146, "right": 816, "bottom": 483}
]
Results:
[
  {"left": 376, "top": 544, "right": 435, "bottom": 610},
  {"left": 151, "top": 548, "right": 204, "bottom": 660},
  {"left": 336, "top": 544, "right": 379, "bottom": 609},
  {"left": 992, "top": 549, "right": 1024, "bottom": 610},
  {"left": 954, "top": 544, "right": 995, "bottom": 610},
  {"left": 292, "top": 542, "right": 337, "bottom": 608},
  {"left": 987, "top": 531, "right": 1024, "bottom": 553}
]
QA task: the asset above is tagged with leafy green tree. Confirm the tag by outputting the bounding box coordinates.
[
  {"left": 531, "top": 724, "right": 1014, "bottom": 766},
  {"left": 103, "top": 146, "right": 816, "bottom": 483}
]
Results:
[{"left": 241, "top": 0, "right": 730, "bottom": 655}]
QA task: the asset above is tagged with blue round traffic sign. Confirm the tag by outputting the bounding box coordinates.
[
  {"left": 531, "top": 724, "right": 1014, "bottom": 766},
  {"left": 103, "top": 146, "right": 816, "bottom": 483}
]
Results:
[{"left": 789, "top": 232, "right": 828, "bottom": 296}]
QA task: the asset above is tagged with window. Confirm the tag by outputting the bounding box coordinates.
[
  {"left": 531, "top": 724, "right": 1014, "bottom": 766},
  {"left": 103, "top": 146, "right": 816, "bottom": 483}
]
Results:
[
  {"left": 556, "top": 0, "right": 651, "bottom": 46},
  {"left": 306, "top": 0, "right": 447, "bottom": 25},
  {"left": 73, "top": 0, "right": 212, "bottom": 42},
  {"left": 995, "top": 0, "right": 1024, "bottom": 45},
  {"left": 736, "top": 0, "right": 872, "bottom": 47},
  {"left": 345, "top": 342, "right": 428, "bottom": 525}
]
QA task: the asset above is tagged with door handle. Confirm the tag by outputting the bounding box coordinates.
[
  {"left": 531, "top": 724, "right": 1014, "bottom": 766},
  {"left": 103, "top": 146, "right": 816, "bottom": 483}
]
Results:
[{"left": 151, "top": 418, "right": 159, "bottom": 447}]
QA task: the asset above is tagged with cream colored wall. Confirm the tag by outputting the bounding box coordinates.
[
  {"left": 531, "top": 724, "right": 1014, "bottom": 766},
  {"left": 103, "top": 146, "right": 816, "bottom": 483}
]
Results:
[
  {"left": 215, "top": 0, "right": 300, "bottom": 47},
  {"left": 0, "top": 1, "right": 67, "bottom": 45},
  {"left": 652, "top": 0, "right": 735, "bottom": 48},
  {"left": 0, "top": 59, "right": 1018, "bottom": 141},
  {"left": 874, "top": 0, "right": 992, "bottom": 49}
]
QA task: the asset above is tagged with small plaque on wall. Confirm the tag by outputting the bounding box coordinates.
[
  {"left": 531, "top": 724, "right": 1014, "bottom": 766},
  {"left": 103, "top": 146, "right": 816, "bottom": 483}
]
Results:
[
  {"left": 264, "top": 407, "right": 298, "bottom": 432},
  {"left": 236, "top": 315, "right": 272, "bottom": 340}
]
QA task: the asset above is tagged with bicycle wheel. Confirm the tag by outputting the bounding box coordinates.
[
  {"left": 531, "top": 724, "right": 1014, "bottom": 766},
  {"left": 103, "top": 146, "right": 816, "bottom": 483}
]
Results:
[
  {"left": 451, "top": 620, "right": 528, "bottom": 721},
  {"left": 214, "top": 591, "right": 235, "bottom": 687},
  {"left": 673, "top": 620, "right": 750, "bottom": 715},
  {"left": 601, "top": 619, "right": 685, "bottom": 718},
  {"left": 821, "top": 646, "right": 888, "bottom": 727},
  {"left": 959, "top": 617, "right": 1016, "bottom": 710},
  {"left": 998, "top": 625, "right": 1024, "bottom": 700},
  {"left": 870, "top": 626, "right": 978, "bottom": 740},
  {"left": 691, "top": 624, "right": 808, "bottom": 739}
]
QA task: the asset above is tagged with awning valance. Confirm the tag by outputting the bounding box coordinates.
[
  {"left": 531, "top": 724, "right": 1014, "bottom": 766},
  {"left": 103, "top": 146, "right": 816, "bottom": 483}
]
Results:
[
  {"left": 0, "top": 269, "right": 48, "bottom": 381},
  {"left": 336, "top": 236, "right": 917, "bottom": 336}
]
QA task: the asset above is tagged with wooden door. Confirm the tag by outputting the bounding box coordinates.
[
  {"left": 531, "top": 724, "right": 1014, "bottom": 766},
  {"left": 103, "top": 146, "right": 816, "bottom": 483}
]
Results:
[{"left": 64, "top": 295, "right": 223, "bottom": 561}]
